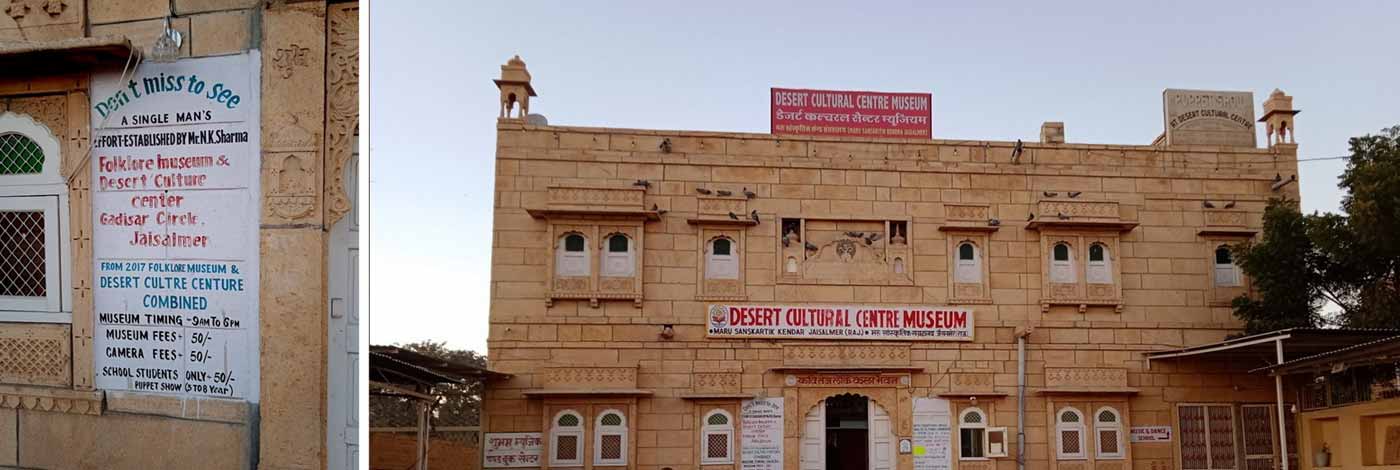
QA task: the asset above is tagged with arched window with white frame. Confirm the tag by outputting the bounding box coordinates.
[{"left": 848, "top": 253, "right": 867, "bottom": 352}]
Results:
[
  {"left": 1214, "top": 245, "right": 1240, "bottom": 287},
  {"left": 959, "top": 407, "right": 987, "bottom": 459},
  {"left": 601, "top": 234, "right": 635, "bottom": 277},
  {"left": 1087, "top": 243, "right": 1113, "bottom": 284},
  {"left": 701, "top": 409, "right": 735, "bottom": 464},
  {"left": 1094, "top": 407, "right": 1124, "bottom": 459},
  {"left": 1056, "top": 407, "right": 1087, "bottom": 460},
  {"left": 1050, "top": 243, "right": 1075, "bottom": 283},
  {"left": 556, "top": 233, "right": 589, "bottom": 277},
  {"left": 550, "top": 409, "right": 584, "bottom": 467},
  {"left": 0, "top": 112, "right": 68, "bottom": 320},
  {"left": 594, "top": 409, "right": 628, "bottom": 466},
  {"left": 954, "top": 241, "right": 981, "bottom": 284},
  {"left": 705, "top": 237, "right": 738, "bottom": 280}
]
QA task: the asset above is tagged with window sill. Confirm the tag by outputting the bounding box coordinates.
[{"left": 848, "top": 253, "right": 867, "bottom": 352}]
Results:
[
  {"left": 949, "top": 298, "right": 993, "bottom": 305},
  {"left": 546, "top": 291, "right": 643, "bottom": 308},
  {"left": 1040, "top": 299, "right": 1123, "bottom": 313},
  {"left": 0, "top": 311, "right": 72, "bottom": 323}
]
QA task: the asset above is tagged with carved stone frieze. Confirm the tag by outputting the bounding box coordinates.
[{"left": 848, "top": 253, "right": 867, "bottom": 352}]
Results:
[
  {"left": 1037, "top": 200, "right": 1120, "bottom": 221},
  {"left": 703, "top": 279, "right": 742, "bottom": 296},
  {"left": 697, "top": 196, "right": 747, "bottom": 217},
  {"left": 782, "top": 344, "right": 911, "bottom": 367},
  {"left": 8, "top": 94, "right": 64, "bottom": 140},
  {"left": 945, "top": 204, "right": 990, "bottom": 222},
  {"left": 541, "top": 366, "right": 638, "bottom": 389},
  {"left": 1204, "top": 210, "right": 1246, "bottom": 227},
  {"left": 0, "top": 386, "right": 100, "bottom": 415},
  {"left": 553, "top": 277, "right": 588, "bottom": 292},
  {"left": 598, "top": 276, "right": 635, "bottom": 293},
  {"left": 547, "top": 185, "right": 645, "bottom": 209},
  {"left": 949, "top": 371, "right": 995, "bottom": 393},
  {"left": 1045, "top": 367, "right": 1128, "bottom": 388},
  {"left": 262, "top": 152, "right": 318, "bottom": 219},
  {"left": 692, "top": 372, "right": 741, "bottom": 394},
  {"left": 325, "top": 3, "right": 359, "bottom": 226}
]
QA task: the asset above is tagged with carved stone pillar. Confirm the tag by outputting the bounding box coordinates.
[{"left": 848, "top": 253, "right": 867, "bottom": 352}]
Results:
[{"left": 258, "top": 2, "right": 328, "bottom": 470}]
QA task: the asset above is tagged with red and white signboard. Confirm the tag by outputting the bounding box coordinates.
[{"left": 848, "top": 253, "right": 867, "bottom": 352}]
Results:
[
  {"left": 707, "top": 304, "right": 973, "bottom": 341},
  {"left": 484, "top": 433, "right": 543, "bottom": 468},
  {"left": 771, "top": 88, "right": 932, "bottom": 139},
  {"left": 1130, "top": 426, "right": 1173, "bottom": 442}
]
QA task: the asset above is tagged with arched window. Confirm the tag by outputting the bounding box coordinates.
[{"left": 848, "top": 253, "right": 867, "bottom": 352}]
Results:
[
  {"left": 556, "top": 233, "right": 589, "bottom": 277},
  {"left": 705, "top": 237, "right": 738, "bottom": 280},
  {"left": 1056, "top": 407, "right": 1087, "bottom": 460},
  {"left": 0, "top": 112, "right": 66, "bottom": 316},
  {"left": 1087, "top": 243, "right": 1113, "bottom": 284},
  {"left": 594, "top": 409, "right": 628, "bottom": 466},
  {"left": 701, "top": 409, "right": 734, "bottom": 464},
  {"left": 959, "top": 407, "right": 987, "bottom": 459},
  {"left": 550, "top": 410, "right": 584, "bottom": 466},
  {"left": 601, "top": 234, "right": 635, "bottom": 277},
  {"left": 955, "top": 242, "right": 981, "bottom": 283},
  {"left": 1094, "top": 407, "right": 1124, "bottom": 459},
  {"left": 1050, "top": 243, "right": 1075, "bottom": 283},
  {"left": 1214, "top": 245, "right": 1240, "bottom": 287}
]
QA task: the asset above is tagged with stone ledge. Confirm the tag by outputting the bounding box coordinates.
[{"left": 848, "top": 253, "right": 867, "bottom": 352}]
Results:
[
  {"left": 0, "top": 384, "right": 101, "bottom": 415},
  {"left": 105, "top": 391, "right": 251, "bottom": 424}
]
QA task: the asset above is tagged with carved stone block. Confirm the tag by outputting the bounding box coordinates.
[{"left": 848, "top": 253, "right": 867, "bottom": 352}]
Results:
[
  {"left": 0, "top": 323, "right": 71, "bottom": 387},
  {"left": 945, "top": 204, "right": 990, "bottom": 222},
  {"left": 1204, "top": 210, "right": 1246, "bottom": 227},
  {"left": 1037, "top": 200, "right": 1120, "bottom": 222},
  {"left": 692, "top": 372, "right": 740, "bottom": 394},
  {"left": 548, "top": 186, "right": 645, "bottom": 210}
]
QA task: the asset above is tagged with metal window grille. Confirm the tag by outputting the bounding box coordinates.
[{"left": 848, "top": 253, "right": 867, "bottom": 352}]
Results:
[
  {"left": 600, "top": 413, "right": 622, "bottom": 426},
  {"left": 0, "top": 211, "right": 46, "bottom": 297},
  {"left": 556, "top": 435, "right": 578, "bottom": 460},
  {"left": 1060, "top": 429, "right": 1081, "bottom": 455},
  {"left": 0, "top": 133, "right": 43, "bottom": 175},
  {"left": 599, "top": 434, "right": 622, "bottom": 460},
  {"left": 707, "top": 413, "right": 728, "bottom": 426},
  {"left": 706, "top": 432, "right": 728, "bottom": 459},
  {"left": 1097, "top": 428, "right": 1119, "bottom": 454}
]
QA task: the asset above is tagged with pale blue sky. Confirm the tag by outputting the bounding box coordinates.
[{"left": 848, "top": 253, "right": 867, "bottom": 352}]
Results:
[{"left": 369, "top": 1, "right": 1400, "bottom": 352}]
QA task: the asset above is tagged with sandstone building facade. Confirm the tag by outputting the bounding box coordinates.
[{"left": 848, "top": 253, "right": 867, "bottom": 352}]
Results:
[
  {"left": 484, "top": 59, "right": 1308, "bottom": 470},
  {"left": 0, "top": 1, "right": 359, "bottom": 468}
]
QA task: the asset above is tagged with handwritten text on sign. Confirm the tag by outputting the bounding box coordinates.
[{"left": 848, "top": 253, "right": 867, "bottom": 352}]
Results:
[
  {"left": 771, "top": 88, "right": 931, "bottom": 139},
  {"left": 91, "top": 53, "right": 260, "bottom": 400},
  {"left": 484, "top": 433, "right": 543, "bottom": 468},
  {"left": 1130, "top": 426, "right": 1173, "bottom": 442},
  {"left": 741, "top": 398, "right": 784, "bottom": 470},
  {"left": 707, "top": 304, "right": 974, "bottom": 341}
]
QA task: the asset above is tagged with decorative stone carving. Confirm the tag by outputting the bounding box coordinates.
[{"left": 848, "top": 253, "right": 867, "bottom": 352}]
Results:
[
  {"left": 697, "top": 196, "right": 747, "bottom": 217},
  {"left": 42, "top": 0, "right": 63, "bottom": 16},
  {"left": 782, "top": 344, "right": 911, "bottom": 368},
  {"left": 5, "top": 1, "right": 28, "bottom": 20},
  {"left": 9, "top": 94, "right": 65, "bottom": 141},
  {"left": 547, "top": 185, "right": 645, "bottom": 209},
  {"left": 693, "top": 372, "right": 740, "bottom": 394},
  {"left": 949, "top": 371, "right": 995, "bottom": 393},
  {"left": 598, "top": 276, "right": 634, "bottom": 293},
  {"left": 263, "top": 153, "right": 318, "bottom": 219},
  {"left": 0, "top": 324, "right": 71, "bottom": 387},
  {"left": 541, "top": 366, "right": 638, "bottom": 389},
  {"left": 1044, "top": 367, "right": 1129, "bottom": 389},
  {"left": 1038, "top": 200, "right": 1120, "bottom": 221},
  {"left": 0, "top": 386, "right": 100, "bottom": 415},
  {"left": 945, "top": 204, "right": 990, "bottom": 222},
  {"left": 325, "top": 3, "right": 359, "bottom": 226},
  {"left": 1204, "top": 210, "right": 1246, "bottom": 227}
]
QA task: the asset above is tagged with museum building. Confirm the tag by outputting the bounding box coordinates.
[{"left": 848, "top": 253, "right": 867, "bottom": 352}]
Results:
[
  {"left": 481, "top": 57, "right": 1390, "bottom": 470},
  {"left": 0, "top": 1, "right": 359, "bottom": 468}
]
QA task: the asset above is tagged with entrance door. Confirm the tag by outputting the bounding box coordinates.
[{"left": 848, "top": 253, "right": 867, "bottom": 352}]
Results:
[
  {"left": 327, "top": 151, "right": 360, "bottom": 469},
  {"left": 869, "top": 404, "right": 894, "bottom": 470}
]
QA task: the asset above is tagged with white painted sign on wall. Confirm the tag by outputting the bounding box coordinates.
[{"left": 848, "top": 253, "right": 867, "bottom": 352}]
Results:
[
  {"left": 741, "top": 397, "right": 784, "bottom": 470},
  {"left": 913, "top": 397, "right": 952, "bottom": 470},
  {"left": 90, "top": 53, "right": 261, "bottom": 401},
  {"left": 1130, "top": 426, "right": 1173, "bottom": 442},
  {"left": 484, "top": 433, "right": 543, "bottom": 468}
]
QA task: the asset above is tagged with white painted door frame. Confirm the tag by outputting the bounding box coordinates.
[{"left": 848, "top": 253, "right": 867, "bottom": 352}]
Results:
[{"left": 327, "top": 152, "right": 360, "bottom": 469}]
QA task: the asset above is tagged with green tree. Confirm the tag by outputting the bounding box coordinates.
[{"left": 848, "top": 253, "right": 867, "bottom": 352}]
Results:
[{"left": 1232, "top": 125, "right": 1400, "bottom": 331}]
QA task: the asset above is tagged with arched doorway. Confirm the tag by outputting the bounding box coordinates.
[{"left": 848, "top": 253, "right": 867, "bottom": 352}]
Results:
[{"left": 800, "top": 394, "right": 894, "bottom": 470}]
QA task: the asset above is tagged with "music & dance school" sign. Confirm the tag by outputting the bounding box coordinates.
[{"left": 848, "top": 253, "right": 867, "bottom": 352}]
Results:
[{"left": 707, "top": 304, "right": 973, "bottom": 341}]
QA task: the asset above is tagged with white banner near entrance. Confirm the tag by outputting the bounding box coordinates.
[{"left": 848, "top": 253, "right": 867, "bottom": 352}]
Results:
[
  {"left": 741, "top": 397, "right": 784, "bottom": 470},
  {"left": 708, "top": 304, "right": 974, "bottom": 341},
  {"left": 90, "top": 53, "right": 261, "bottom": 401},
  {"left": 913, "top": 398, "right": 952, "bottom": 470}
]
